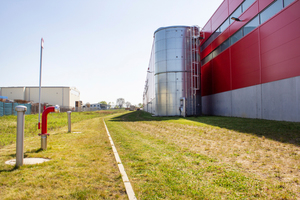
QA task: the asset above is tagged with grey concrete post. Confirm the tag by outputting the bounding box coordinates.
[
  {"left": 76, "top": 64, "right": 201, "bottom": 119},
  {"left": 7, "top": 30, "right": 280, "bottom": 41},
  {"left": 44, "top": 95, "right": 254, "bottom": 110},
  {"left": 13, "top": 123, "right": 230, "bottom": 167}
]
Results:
[
  {"left": 67, "top": 111, "right": 71, "bottom": 132},
  {"left": 15, "top": 105, "right": 27, "bottom": 167}
]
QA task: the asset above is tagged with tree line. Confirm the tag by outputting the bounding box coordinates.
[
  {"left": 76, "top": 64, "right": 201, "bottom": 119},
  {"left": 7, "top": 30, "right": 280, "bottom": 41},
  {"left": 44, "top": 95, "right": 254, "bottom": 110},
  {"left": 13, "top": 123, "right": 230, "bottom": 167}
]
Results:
[{"left": 98, "top": 98, "right": 143, "bottom": 109}]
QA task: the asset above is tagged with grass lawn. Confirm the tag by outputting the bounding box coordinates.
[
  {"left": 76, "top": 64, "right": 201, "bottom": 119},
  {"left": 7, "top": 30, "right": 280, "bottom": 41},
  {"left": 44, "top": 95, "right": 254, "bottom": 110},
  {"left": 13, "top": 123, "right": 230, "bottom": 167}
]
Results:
[
  {"left": 106, "top": 111, "right": 300, "bottom": 199},
  {"left": 0, "top": 110, "right": 299, "bottom": 199},
  {"left": 0, "top": 110, "right": 128, "bottom": 199},
  {"left": 0, "top": 110, "right": 125, "bottom": 148}
]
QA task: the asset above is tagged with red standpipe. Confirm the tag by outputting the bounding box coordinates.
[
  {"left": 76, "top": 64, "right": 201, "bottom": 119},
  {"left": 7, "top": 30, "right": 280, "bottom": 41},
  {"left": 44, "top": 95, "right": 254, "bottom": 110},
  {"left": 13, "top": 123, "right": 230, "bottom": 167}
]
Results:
[
  {"left": 38, "top": 106, "right": 47, "bottom": 129},
  {"left": 39, "top": 106, "right": 56, "bottom": 135}
]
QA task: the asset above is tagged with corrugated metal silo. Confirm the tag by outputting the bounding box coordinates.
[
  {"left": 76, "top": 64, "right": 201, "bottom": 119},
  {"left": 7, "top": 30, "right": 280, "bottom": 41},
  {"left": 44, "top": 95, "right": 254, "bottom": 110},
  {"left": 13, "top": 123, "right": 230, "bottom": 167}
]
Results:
[{"left": 154, "top": 26, "right": 201, "bottom": 116}]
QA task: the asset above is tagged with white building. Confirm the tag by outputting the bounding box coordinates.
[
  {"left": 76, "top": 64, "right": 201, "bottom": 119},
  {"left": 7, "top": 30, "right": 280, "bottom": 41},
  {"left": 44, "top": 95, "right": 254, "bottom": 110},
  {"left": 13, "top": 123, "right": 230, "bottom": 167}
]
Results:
[
  {"left": 89, "top": 103, "right": 109, "bottom": 110},
  {"left": 0, "top": 86, "right": 80, "bottom": 108},
  {"left": 90, "top": 103, "right": 101, "bottom": 109}
]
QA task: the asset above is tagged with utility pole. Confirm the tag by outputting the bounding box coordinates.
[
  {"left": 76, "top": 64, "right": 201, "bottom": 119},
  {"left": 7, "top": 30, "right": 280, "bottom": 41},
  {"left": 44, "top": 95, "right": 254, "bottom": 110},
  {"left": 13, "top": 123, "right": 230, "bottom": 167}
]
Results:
[{"left": 38, "top": 38, "right": 44, "bottom": 129}]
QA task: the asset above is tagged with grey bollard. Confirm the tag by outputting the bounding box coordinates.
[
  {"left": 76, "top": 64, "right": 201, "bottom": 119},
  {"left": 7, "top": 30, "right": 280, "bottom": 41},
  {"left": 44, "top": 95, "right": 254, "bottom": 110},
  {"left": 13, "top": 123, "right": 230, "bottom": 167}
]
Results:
[
  {"left": 67, "top": 111, "right": 71, "bottom": 132},
  {"left": 15, "top": 106, "right": 27, "bottom": 167}
]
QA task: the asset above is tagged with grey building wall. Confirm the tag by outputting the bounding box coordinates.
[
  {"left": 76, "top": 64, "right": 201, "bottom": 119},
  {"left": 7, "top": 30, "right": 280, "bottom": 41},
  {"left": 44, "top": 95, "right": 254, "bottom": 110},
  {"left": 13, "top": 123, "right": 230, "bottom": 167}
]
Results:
[{"left": 202, "top": 76, "right": 300, "bottom": 122}]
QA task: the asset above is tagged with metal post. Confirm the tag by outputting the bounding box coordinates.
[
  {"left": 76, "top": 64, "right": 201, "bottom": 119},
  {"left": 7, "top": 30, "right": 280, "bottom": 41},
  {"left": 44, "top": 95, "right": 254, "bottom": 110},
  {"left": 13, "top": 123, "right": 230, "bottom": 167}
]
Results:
[
  {"left": 67, "top": 111, "right": 71, "bottom": 132},
  {"left": 41, "top": 135, "right": 47, "bottom": 150},
  {"left": 15, "top": 105, "right": 27, "bottom": 167},
  {"left": 38, "top": 38, "right": 44, "bottom": 129}
]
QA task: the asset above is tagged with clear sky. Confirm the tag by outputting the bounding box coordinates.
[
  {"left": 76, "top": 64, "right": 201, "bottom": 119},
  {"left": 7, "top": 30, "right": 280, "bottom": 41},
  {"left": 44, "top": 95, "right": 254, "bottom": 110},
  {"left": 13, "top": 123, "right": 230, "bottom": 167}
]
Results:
[{"left": 0, "top": 0, "right": 223, "bottom": 106}]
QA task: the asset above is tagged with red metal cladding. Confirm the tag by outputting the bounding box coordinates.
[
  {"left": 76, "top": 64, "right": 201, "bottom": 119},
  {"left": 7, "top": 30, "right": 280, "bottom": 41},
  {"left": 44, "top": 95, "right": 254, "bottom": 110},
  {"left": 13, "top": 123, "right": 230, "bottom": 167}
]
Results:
[
  {"left": 261, "top": 37, "right": 300, "bottom": 70},
  {"left": 231, "top": 29, "right": 260, "bottom": 89},
  {"left": 241, "top": 0, "right": 259, "bottom": 19},
  {"left": 201, "top": 20, "right": 212, "bottom": 44},
  {"left": 212, "top": 50, "right": 231, "bottom": 94},
  {"left": 200, "top": 0, "right": 300, "bottom": 96},
  {"left": 260, "top": 19, "right": 300, "bottom": 54},
  {"left": 260, "top": 1, "right": 300, "bottom": 40},
  {"left": 262, "top": 56, "right": 300, "bottom": 84},
  {"left": 212, "top": 0, "right": 229, "bottom": 31},
  {"left": 229, "top": 0, "right": 243, "bottom": 13},
  {"left": 211, "top": 28, "right": 230, "bottom": 51},
  {"left": 260, "top": 0, "right": 300, "bottom": 83},
  {"left": 201, "top": 43, "right": 213, "bottom": 59},
  {"left": 201, "top": 62, "right": 213, "bottom": 96}
]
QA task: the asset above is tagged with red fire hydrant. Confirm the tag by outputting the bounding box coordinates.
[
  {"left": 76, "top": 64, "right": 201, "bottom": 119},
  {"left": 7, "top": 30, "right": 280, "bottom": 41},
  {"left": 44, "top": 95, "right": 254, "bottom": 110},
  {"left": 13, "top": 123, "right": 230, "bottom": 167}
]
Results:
[{"left": 39, "top": 105, "right": 60, "bottom": 150}]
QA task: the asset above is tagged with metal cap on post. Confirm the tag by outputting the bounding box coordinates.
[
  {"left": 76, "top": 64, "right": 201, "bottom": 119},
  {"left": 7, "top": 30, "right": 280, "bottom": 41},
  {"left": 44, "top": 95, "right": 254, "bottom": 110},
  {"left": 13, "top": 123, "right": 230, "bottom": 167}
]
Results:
[
  {"left": 67, "top": 111, "right": 71, "bottom": 133},
  {"left": 15, "top": 105, "right": 27, "bottom": 167},
  {"left": 54, "top": 105, "right": 60, "bottom": 113}
]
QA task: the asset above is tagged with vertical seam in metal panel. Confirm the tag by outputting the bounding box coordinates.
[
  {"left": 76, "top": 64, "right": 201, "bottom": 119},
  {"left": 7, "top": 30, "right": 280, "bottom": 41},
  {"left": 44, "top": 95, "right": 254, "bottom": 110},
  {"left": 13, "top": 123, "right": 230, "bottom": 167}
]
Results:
[
  {"left": 184, "top": 29, "right": 186, "bottom": 114},
  {"left": 165, "top": 29, "right": 168, "bottom": 116},
  {"left": 297, "top": 77, "right": 299, "bottom": 122},
  {"left": 258, "top": 26, "right": 263, "bottom": 119},
  {"left": 190, "top": 27, "right": 192, "bottom": 116},
  {"left": 229, "top": 45, "right": 232, "bottom": 117},
  {"left": 228, "top": 0, "right": 232, "bottom": 117}
]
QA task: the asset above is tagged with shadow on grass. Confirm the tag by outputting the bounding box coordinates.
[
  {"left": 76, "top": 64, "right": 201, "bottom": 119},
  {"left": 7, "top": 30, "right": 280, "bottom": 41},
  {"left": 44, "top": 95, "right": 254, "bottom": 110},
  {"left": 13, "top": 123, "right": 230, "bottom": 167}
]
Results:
[
  {"left": 109, "top": 111, "right": 300, "bottom": 146},
  {"left": 0, "top": 166, "right": 19, "bottom": 173},
  {"left": 7, "top": 148, "right": 43, "bottom": 158},
  {"left": 26, "top": 148, "right": 43, "bottom": 154}
]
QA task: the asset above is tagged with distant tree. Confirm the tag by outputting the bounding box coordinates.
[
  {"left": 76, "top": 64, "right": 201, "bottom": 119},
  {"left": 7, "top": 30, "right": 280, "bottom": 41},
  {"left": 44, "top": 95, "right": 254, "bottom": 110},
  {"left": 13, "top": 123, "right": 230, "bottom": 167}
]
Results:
[
  {"left": 86, "top": 102, "right": 91, "bottom": 108},
  {"left": 138, "top": 103, "right": 143, "bottom": 108},
  {"left": 114, "top": 105, "right": 119, "bottom": 109},
  {"left": 116, "top": 98, "right": 125, "bottom": 109},
  {"left": 125, "top": 101, "right": 131, "bottom": 108},
  {"left": 99, "top": 101, "right": 107, "bottom": 105}
]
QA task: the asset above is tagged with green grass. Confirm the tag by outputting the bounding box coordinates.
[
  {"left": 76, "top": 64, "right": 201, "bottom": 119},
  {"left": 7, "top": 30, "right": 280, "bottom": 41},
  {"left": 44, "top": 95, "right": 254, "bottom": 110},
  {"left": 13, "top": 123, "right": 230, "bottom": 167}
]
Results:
[
  {"left": 0, "top": 110, "right": 125, "bottom": 148},
  {"left": 106, "top": 111, "right": 300, "bottom": 199},
  {"left": 0, "top": 110, "right": 299, "bottom": 199},
  {"left": 0, "top": 110, "right": 128, "bottom": 199}
]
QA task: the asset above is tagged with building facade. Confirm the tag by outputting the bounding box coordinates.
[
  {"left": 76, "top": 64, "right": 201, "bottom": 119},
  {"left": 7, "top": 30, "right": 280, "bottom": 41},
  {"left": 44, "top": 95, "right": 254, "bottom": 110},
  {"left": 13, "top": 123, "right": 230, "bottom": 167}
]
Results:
[
  {"left": 144, "top": 0, "right": 300, "bottom": 122},
  {"left": 201, "top": 0, "right": 299, "bottom": 122},
  {"left": 0, "top": 86, "right": 80, "bottom": 108}
]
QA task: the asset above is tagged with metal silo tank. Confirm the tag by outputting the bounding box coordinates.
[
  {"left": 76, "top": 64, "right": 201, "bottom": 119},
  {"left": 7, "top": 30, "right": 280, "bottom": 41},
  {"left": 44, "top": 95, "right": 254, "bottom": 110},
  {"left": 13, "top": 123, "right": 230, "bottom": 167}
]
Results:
[{"left": 154, "top": 26, "right": 198, "bottom": 116}]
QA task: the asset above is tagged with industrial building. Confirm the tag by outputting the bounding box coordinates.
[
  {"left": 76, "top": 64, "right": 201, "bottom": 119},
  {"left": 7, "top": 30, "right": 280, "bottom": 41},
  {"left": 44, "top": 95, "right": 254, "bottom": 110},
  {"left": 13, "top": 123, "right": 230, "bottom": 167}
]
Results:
[
  {"left": 143, "top": 26, "right": 201, "bottom": 116},
  {"left": 143, "top": 0, "right": 300, "bottom": 122},
  {"left": 0, "top": 86, "right": 80, "bottom": 108}
]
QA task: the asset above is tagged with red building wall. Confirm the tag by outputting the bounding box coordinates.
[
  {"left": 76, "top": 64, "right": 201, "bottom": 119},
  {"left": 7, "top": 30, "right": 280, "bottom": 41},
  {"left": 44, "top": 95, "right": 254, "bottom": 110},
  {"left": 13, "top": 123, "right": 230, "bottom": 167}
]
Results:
[{"left": 201, "top": 0, "right": 300, "bottom": 97}]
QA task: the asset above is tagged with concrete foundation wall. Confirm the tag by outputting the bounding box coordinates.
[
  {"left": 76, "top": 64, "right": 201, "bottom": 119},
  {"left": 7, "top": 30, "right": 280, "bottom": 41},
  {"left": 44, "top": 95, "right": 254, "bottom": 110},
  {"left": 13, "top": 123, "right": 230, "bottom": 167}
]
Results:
[
  {"left": 202, "top": 91, "right": 232, "bottom": 117},
  {"left": 202, "top": 76, "right": 300, "bottom": 122}
]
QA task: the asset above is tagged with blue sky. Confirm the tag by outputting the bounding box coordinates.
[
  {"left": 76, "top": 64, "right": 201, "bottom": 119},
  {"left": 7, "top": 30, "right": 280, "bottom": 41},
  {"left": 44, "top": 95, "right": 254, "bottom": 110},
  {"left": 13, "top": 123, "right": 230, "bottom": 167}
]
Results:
[{"left": 0, "top": 0, "right": 223, "bottom": 106}]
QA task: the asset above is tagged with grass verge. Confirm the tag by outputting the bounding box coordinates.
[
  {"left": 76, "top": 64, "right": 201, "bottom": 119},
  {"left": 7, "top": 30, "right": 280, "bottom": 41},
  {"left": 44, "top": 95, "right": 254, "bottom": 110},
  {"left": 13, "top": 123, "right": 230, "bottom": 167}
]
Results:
[
  {"left": 0, "top": 110, "right": 128, "bottom": 199},
  {"left": 106, "top": 111, "right": 300, "bottom": 199},
  {"left": 0, "top": 110, "right": 126, "bottom": 148},
  {"left": 1, "top": 110, "right": 299, "bottom": 199}
]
